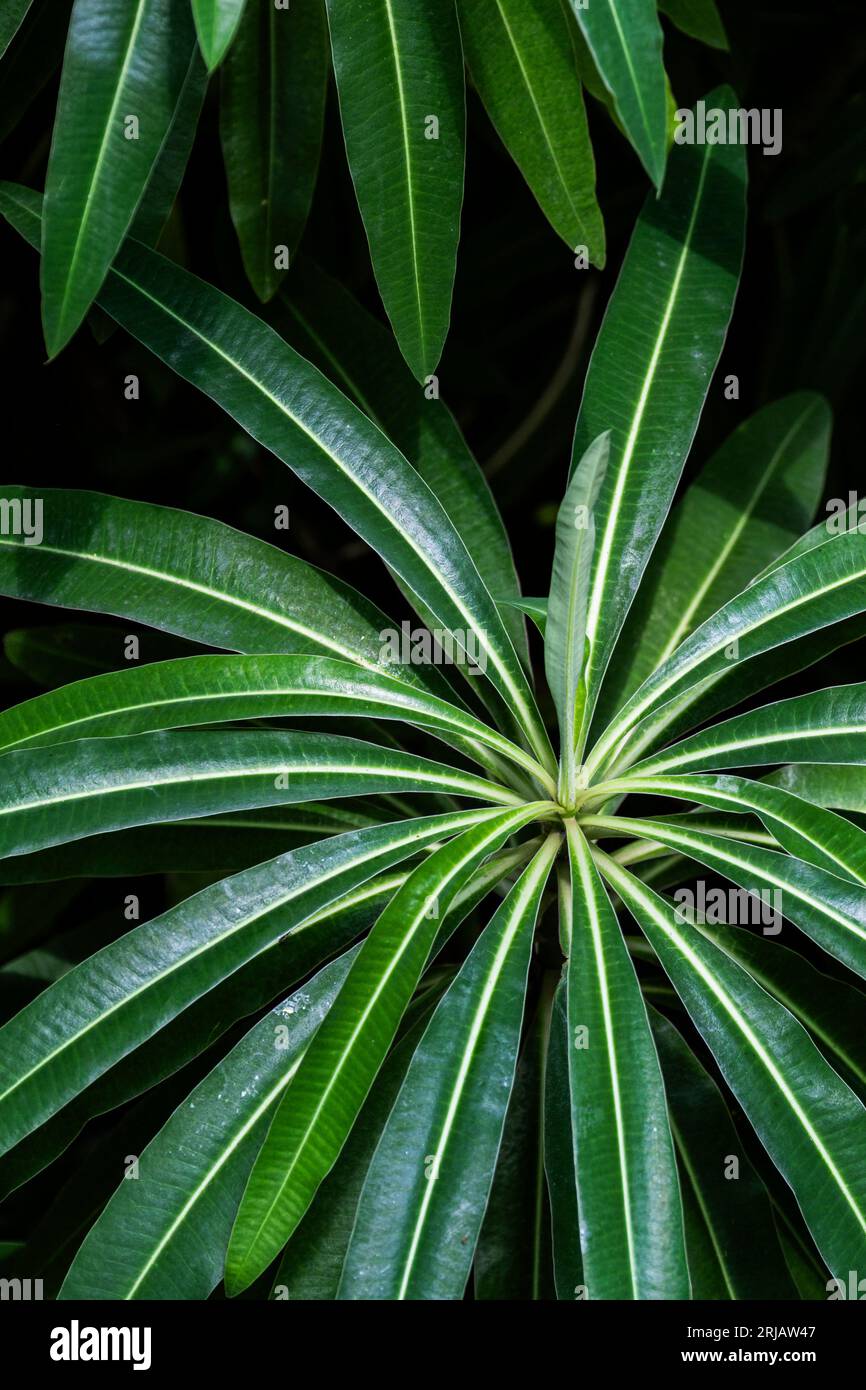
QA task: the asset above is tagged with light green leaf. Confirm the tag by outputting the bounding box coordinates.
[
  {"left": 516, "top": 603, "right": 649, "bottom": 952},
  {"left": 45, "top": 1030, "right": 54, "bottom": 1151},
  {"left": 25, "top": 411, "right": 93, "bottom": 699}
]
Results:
[
  {"left": 565, "top": 822, "right": 689, "bottom": 1298},
  {"left": 568, "top": 0, "right": 668, "bottom": 187},
  {"left": 568, "top": 89, "right": 746, "bottom": 754},
  {"left": 226, "top": 803, "right": 548, "bottom": 1293},
  {"left": 765, "top": 764, "right": 866, "bottom": 814},
  {"left": 40, "top": 0, "right": 198, "bottom": 356},
  {"left": 546, "top": 431, "right": 609, "bottom": 806},
  {"left": 457, "top": 0, "right": 604, "bottom": 262},
  {"left": 338, "top": 834, "right": 559, "bottom": 1299},
  {"left": 221, "top": 0, "right": 327, "bottom": 300},
  {"left": 325, "top": 0, "right": 464, "bottom": 382},
  {"left": 191, "top": 0, "right": 245, "bottom": 68}
]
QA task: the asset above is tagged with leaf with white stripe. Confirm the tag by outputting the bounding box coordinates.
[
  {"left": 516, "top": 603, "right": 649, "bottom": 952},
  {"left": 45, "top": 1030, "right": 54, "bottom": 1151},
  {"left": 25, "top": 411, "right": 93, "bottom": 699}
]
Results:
[
  {"left": 1, "top": 183, "right": 554, "bottom": 775},
  {"left": 325, "top": 0, "right": 464, "bottom": 382},
  {"left": 546, "top": 432, "right": 609, "bottom": 807},
  {"left": 337, "top": 835, "right": 559, "bottom": 1299},
  {"left": 0, "top": 807, "right": 496, "bottom": 1156},
  {"left": 40, "top": 0, "right": 198, "bottom": 356},
  {"left": 596, "top": 852, "right": 866, "bottom": 1279},
  {"left": 565, "top": 822, "right": 688, "bottom": 1299},
  {"left": 226, "top": 804, "right": 549, "bottom": 1293},
  {"left": 567, "top": 90, "right": 746, "bottom": 755},
  {"left": 632, "top": 683, "right": 866, "bottom": 779},
  {"left": 588, "top": 530, "right": 866, "bottom": 779},
  {"left": 584, "top": 812, "right": 866, "bottom": 981},
  {"left": 594, "top": 393, "right": 831, "bottom": 729},
  {"left": 457, "top": 0, "right": 604, "bottom": 261},
  {"left": 649, "top": 1008, "right": 797, "bottom": 1300},
  {"left": 59, "top": 945, "right": 356, "bottom": 1300}
]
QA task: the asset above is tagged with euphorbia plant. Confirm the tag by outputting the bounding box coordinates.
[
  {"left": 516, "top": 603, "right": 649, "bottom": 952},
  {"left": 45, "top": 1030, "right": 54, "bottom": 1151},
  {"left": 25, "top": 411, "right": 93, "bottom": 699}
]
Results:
[{"left": 0, "top": 4, "right": 865, "bottom": 1303}]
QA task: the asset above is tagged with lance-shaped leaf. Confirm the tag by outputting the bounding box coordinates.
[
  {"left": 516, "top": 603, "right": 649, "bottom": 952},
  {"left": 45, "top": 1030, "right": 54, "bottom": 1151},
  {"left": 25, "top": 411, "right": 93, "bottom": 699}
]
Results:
[
  {"left": 456, "top": 0, "right": 603, "bottom": 262},
  {"left": 632, "top": 683, "right": 866, "bottom": 778},
  {"left": 658, "top": 0, "right": 728, "bottom": 50},
  {"left": 325, "top": 0, "right": 464, "bottom": 382},
  {"left": 192, "top": 0, "right": 245, "bottom": 68},
  {"left": 0, "top": 729, "right": 521, "bottom": 863},
  {"left": 584, "top": 812, "right": 866, "bottom": 981},
  {"left": 565, "top": 822, "right": 689, "bottom": 1299},
  {"left": 277, "top": 257, "right": 528, "bottom": 667},
  {"left": 567, "top": 91, "right": 746, "bottom": 753},
  {"left": 0, "top": 184, "right": 554, "bottom": 775},
  {"left": 588, "top": 530, "right": 866, "bottom": 779},
  {"left": 59, "top": 945, "right": 356, "bottom": 1300},
  {"left": 40, "top": 0, "right": 198, "bottom": 356},
  {"left": 547, "top": 432, "right": 609, "bottom": 806},
  {"left": 765, "top": 764, "right": 866, "bottom": 814},
  {"left": 596, "top": 852, "right": 866, "bottom": 1279},
  {"left": 271, "top": 841, "right": 537, "bottom": 1299},
  {"left": 597, "top": 772, "right": 866, "bottom": 885},
  {"left": 129, "top": 42, "right": 207, "bottom": 244},
  {"left": 544, "top": 977, "right": 583, "bottom": 1299},
  {"left": 221, "top": 0, "right": 327, "bottom": 300},
  {"left": 594, "top": 393, "right": 831, "bottom": 728},
  {"left": 649, "top": 1008, "right": 797, "bottom": 1299},
  {"left": 697, "top": 922, "right": 866, "bottom": 1102},
  {"left": 567, "top": 0, "right": 667, "bottom": 188},
  {"left": 338, "top": 836, "right": 559, "bottom": 1299},
  {"left": 226, "top": 804, "right": 547, "bottom": 1293},
  {"left": 474, "top": 977, "right": 557, "bottom": 1301},
  {"left": 499, "top": 596, "right": 547, "bottom": 638},
  {"left": 0, "top": 653, "right": 552, "bottom": 792},
  {"left": 0, "top": 806, "right": 498, "bottom": 1155}
]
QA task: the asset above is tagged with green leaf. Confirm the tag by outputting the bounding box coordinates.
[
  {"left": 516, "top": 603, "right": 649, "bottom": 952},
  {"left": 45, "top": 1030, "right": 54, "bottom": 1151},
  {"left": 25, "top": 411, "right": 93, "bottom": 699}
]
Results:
[
  {"left": 0, "top": 653, "right": 550, "bottom": 790},
  {"left": 456, "top": 0, "right": 604, "bottom": 262},
  {"left": 498, "top": 595, "right": 547, "bottom": 638},
  {"left": 4, "top": 623, "right": 194, "bottom": 688},
  {"left": 544, "top": 977, "right": 583, "bottom": 1299},
  {"left": 338, "top": 835, "right": 559, "bottom": 1299},
  {"left": 649, "top": 1008, "right": 797, "bottom": 1299},
  {"left": 0, "top": 728, "right": 522, "bottom": 862},
  {"left": 565, "top": 822, "right": 689, "bottom": 1298},
  {"left": 325, "top": 0, "right": 465, "bottom": 381},
  {"left": 568, "top": 90, "right": 746, "bottom": 752},
  {"left": 0, "top": 807, "right": 495, "bottom": 1155},
  {"left": 546, "top": 431, "right": 609, "bottom": 806},
  {"left": 474, "top": 980, "right": 556, "bottom": 1301},
  {"left": 765, "top": 764, "right": 866, "bottom": 814},
  {"left": 129, "top": 43, "right": 207, "bottom": 244},
  {"left": 589, "top": 530, "right": 866, "bottom": 779},
  {"left": 221, "top": 0, "right": 328, "bottom": 300},
  {"left": 595, "top": 393, "right": 831, "bottom": 728},
  {"left": 658, "top": 0, "right": 728, "bottom": 51},
  {"left": 0, "top": 184, "right": 554, "bottom": 775},
  {"left": 191, "top": 0, "right": 245, "bottom": 68},
  {"left": 586, "top": 811, "right": 866, "bottom": 982},
  {"left": 0, "top": 0, "right": 35, "bottom": 59},
  {"left": 697, "top": 922, "right": 866, "bottom": 1102},
  {"left": 225, "top": 803, "right": 547, "bottom": 1293},
  {"left": 567, "top": 0, "right": 668, "bottom": 188},
  {"left": 600, "top": 771, "right": 866, "bottom": 886},
  {"left": 276, "top": 257, "right": 528, "bottom": 667},
  {"left": 40, "top": 0, "right": 198, "bottom": 356},
  {"left": 632, "top": 683, "right": 866, "bottom": 779},
  {"left": 58, "top": 946, "right": 355, "bottom": 1299},
  {"left": 596, "top": 852, "right": 866, "bottom": 1279}
]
